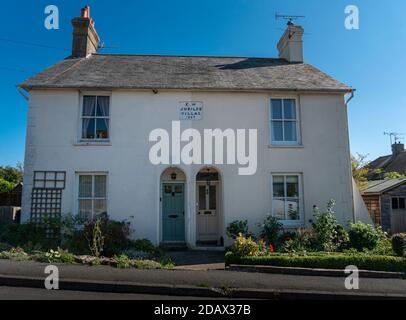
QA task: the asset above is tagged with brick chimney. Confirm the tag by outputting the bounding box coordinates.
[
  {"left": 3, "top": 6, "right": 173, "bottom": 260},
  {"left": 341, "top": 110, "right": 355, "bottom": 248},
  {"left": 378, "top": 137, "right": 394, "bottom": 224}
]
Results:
[
  {"left": 71, "top": 6, "right": 100, "bottom": 58},
  {"left": 392, "top": 142, "right": 405, "bottom": 156},
  {"left": 277, "top": 22, "right": 304, "bottom": 63}
]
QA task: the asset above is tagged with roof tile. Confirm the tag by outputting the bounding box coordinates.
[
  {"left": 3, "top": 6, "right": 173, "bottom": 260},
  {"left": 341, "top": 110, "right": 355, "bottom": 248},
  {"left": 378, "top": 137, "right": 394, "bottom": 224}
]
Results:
[{"left": 20, "top": 54, "right": 352, "bottom": 92}]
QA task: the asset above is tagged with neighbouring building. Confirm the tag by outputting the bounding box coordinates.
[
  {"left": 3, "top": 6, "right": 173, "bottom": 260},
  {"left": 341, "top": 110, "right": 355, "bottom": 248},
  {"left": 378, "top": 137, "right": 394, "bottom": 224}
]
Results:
[
  {"left": 367, "top": 143, "right": 406, "bottom": 180},
  {"left": 362, "top": 179, "right": 406, "bottom": 234},
  {"left": 17, "top": 6, "right": 370, "bottom": 248}
]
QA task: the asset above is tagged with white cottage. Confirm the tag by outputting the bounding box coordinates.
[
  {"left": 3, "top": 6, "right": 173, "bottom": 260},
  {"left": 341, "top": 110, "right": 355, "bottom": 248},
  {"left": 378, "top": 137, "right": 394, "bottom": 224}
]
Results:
[{"left": 18, "top": 7, "right": 369, "bottom": 248}]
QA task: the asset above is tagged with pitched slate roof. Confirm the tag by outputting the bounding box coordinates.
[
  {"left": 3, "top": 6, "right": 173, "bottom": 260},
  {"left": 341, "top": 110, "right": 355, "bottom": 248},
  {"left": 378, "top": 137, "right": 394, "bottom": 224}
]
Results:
[
  {"left": 19, "top": 54, "right": 352, "bottom": 92},
  {"left": 362, "top": 178, "right": 406, "bottom": 195},
  {"left": 367, "top": 152, "right": 406, "bottom": 180}
]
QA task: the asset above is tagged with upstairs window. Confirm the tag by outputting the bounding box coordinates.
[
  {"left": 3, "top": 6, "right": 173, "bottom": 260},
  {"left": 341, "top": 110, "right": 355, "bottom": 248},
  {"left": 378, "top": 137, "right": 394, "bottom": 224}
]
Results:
[
  {"left": 270, "top": 98, "right": 299, "bottom": 145},
  {"left": 81, "top": 96, "right": 110, "bottom": 141}
]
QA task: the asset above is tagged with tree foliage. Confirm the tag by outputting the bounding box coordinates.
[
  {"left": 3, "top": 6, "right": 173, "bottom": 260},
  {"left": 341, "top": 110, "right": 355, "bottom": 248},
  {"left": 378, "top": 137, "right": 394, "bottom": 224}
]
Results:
[
  {"left": 384, "top": 171, "right": 406, "bottom": 180},
  {"left": 351, "top": 154, "right": 369, "bottom": 191},
  {"left": 0, "top": 163, "right": 23, "bottom": 191},
  {"left": 351, "top": 154, "right": 406, "bottom": 191},
  {"left": 0, "top": 178, "right": 14, "bottom": 193}
]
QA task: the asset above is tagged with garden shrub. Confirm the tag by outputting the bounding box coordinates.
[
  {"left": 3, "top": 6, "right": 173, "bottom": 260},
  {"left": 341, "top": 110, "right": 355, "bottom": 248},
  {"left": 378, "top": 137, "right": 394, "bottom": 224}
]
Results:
[
  {"left": 225, "top": 252, "right": 406, "bottom": 272},
  {"left": 130, "top": 239, "right": 156, "bottom": 252},
  {"left": 282, "top": 229, "right": 316, "bottom": 253},
  {"left": 312, "top": 200, "right": 347, "bottom": 252},
  {"left": 62, "top": 230, "right": 89, "bottom": 255},
  {"left": 226, "top": 220, "right": 254, "bottom": 239},
  {"left": 348, "top": 222, "right": 379, "bottom": 251},
  {"left": 35, "top": 248, "right": 75, "bottom": 264},
  {"left": 62, "top": 214, "right": 132, "bottom": 257},
  {"left": 132, "top": 259, "right": 162, "bottom": 269},
  {"left": 125, "top": 239, "right": 163, "bottom": 259},
  {"left": 278, "top": 231, "right": 297, "bottom": 245},
  {"left": 0, "top": 242, "right": 12, "bottom": 252},
  {"left": 0, "top": 222, "right": 50, "bottom": 249},
  {"left": 114, "top": 254, "right": 131, "bottom": 268},
  {"left": 372, "top": 238, "right": 394, "bottom": 256},
  {"left": 89, "top": 217, "right": 105, "bottom": 257},
  {"left": 334, "top": 225, "right": 350, "bottom": 250},
  {"left": 369, "top": 226, "right": 393, "bottom": 256},
  {"left": 230, "top": 234, "right": 260, "bottom": 257},
  {"left": 84, "top": 214, "right": 131, "bottom": 257},
  {"left": 258, "top": 215, "right": 282, "bottom": 245},
  {"left": 113, "top": 255, "right": 166, "bottom": 269},
  {"left": 0, "top": 247, "right": 30, "bottom": 261},
  {"left": 392, "top": 233, "right": 406, "bottom": 257}
]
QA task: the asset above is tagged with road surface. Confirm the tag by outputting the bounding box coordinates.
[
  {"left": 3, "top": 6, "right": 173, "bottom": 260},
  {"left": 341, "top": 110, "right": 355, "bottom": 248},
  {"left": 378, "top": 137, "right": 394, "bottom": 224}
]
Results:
[{"left": 0, "top": 286, "right": 224, "bottom": 300}]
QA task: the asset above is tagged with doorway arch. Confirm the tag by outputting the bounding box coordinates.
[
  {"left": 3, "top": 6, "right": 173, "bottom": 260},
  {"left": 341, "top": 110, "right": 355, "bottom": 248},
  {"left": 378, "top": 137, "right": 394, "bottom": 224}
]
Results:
[
  {"left": 195, "top": 167, "right": 224, "bottom": 247},
  {"left": 160, "top": 167, "right": 186, "bottom": 243}
]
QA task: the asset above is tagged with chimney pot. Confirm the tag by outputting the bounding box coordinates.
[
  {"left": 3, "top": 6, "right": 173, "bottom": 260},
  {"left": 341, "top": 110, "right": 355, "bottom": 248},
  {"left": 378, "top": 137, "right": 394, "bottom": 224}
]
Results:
[
  {"left": 277, "top": 23, "right": 304, "bottom": 63},
  {"left": 71, "top": 6, "right": 100, "bottom": 58},
  {"left": 392, "top": 143, "right": 405, "bottom": 156},
  {"left": 81, "top": 6, "right": 90, "bottom": 18}
]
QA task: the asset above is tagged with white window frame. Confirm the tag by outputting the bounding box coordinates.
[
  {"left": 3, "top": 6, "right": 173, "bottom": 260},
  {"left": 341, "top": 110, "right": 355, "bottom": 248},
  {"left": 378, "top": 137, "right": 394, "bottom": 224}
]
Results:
[
  {"left": 79, "top": 94, "right": 111, "bottom": 143},
  {"left": 269, "top": 97, "right": 301, "bottom": 146},
  {"left": 76, "top": 172, "right": 108, "bottom": 220},
  {"left": 271, "top": 173, "right": 304, "bottom": 226}
]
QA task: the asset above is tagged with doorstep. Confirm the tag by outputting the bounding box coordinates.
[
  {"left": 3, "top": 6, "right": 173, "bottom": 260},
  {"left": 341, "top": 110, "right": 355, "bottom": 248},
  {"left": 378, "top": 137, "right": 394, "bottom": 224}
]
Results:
[{"left": 159, "top": 242, "right": 188, "bottom": 251}]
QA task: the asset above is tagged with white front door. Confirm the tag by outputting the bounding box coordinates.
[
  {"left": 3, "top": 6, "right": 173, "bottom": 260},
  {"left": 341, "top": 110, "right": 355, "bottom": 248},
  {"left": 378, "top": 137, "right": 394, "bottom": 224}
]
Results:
[{"left": 196, "top": 182, "right": 219, "bottom": 242}]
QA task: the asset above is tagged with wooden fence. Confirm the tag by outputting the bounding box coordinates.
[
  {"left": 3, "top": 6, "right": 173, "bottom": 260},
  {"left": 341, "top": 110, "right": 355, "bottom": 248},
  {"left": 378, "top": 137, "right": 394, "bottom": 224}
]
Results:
[
  {"left": 0, "top": 206, "right": 21, "bottom": 223},
  {"left": 0, "top": 192, "right": 21, "bottom": 207}
]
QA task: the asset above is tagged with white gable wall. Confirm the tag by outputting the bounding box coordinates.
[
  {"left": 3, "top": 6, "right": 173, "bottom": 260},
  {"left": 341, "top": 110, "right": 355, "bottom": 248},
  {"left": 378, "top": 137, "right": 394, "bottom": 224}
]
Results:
[{"left": 22, "top": 89, "right": 354, "bottom": 246}]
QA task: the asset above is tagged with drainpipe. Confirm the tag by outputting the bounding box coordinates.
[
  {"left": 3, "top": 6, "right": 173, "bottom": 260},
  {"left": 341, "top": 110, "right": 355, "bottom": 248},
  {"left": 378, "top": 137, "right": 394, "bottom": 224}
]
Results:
[
  {"left": 345, "top": 90, "right": 355, "bottom": 105},
  {"left": 345, "top": 89, "right": 356, "bottom": 223}
]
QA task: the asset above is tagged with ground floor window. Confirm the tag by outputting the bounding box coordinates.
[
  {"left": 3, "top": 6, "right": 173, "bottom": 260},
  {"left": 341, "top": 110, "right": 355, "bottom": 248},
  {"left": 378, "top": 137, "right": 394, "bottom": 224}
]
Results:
[
  {"left": 272, "top": 174, "right": 302, "bottom": 224},
  {"left": 78, "top": 173, "right": 107, "bottom": 220}
]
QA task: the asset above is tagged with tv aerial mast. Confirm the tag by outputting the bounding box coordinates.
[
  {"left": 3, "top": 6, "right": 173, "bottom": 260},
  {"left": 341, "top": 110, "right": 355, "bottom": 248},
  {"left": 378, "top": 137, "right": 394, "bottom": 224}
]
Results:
[
  {"left": 384, "top": 132, "right": 404, "bottom": 145},
  {"left": 275, "top": 13, "right": 305, "bottom": 25}
]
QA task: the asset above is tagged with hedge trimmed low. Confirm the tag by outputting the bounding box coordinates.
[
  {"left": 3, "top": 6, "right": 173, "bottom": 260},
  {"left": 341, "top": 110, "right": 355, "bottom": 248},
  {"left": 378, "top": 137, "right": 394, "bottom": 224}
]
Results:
[{"left": 225, "top": 252, "right": 406, "bottom": 272}]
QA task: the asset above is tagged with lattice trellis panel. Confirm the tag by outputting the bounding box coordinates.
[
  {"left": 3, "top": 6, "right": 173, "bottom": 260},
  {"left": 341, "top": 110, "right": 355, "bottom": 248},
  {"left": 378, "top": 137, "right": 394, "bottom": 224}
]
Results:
[{"left": 30, "top": 171, "right": 66, "bottom": 238}]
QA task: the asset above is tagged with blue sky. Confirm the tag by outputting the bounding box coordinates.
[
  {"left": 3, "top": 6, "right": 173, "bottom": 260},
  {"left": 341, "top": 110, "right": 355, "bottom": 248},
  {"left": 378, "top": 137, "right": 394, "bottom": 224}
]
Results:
[{"left": 0, "top": 0, "right": 405, "bottom": 166}]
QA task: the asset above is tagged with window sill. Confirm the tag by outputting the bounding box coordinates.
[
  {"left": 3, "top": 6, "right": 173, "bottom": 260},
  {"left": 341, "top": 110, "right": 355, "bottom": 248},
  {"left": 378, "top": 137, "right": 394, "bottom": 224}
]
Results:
[
  {"left": 268, "top": 144, "right": 304, "bottom": 149},
  {"left": 74, "top": 141, "right": 112, "bottom": 147}
]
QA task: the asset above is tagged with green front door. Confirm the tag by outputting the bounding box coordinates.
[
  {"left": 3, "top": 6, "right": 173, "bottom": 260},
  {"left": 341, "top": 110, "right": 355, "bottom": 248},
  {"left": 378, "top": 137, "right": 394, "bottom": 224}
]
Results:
[{"left": 162, "top": 183, "right": 185, "bottom": 242}]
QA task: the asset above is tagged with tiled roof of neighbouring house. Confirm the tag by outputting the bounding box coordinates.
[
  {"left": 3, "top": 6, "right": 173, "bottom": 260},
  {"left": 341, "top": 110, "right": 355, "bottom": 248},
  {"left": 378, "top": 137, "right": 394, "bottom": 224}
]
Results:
[
  {"left": 19, "top": 54, "right": 352, "bottom": 92},
  {"left": 367, "top": 152, "right": 406, "bottom": 180},
  {"left": 362, "top": 178, "right": 406, "bottom": 195}
]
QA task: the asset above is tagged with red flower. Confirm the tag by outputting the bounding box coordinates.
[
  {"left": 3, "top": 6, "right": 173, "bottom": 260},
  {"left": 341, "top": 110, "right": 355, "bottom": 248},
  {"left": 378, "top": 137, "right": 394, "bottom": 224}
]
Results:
[{"left": 269, "top": 244, "right": 274, "bottom": 253}]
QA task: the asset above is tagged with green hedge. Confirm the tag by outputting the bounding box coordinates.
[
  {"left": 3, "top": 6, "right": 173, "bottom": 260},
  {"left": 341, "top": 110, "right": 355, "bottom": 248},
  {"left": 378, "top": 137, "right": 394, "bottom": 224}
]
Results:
[{"left": 225, "top": 252, "right": 406, "bottom": 272}]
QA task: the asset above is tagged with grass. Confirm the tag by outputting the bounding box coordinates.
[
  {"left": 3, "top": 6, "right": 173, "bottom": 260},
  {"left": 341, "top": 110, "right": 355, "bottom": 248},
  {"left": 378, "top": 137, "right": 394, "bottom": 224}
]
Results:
[{"left": 225, "top": 251, "right": 406, "bottom": 272}]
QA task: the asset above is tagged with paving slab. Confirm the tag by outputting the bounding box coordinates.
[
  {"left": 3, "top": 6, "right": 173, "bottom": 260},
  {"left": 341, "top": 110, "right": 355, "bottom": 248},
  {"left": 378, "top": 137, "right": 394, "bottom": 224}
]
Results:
[{"left": 167, "top": 250, "right": 225, "bottom": 270}]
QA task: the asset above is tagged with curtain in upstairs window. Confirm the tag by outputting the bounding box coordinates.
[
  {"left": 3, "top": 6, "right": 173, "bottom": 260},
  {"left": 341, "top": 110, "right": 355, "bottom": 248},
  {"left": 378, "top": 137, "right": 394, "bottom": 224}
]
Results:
[
  {"left": 83, "top": 96, "right": 96, "bottom": 116},
  {"left": 96, "top": 96, "right": 110, "bottom": 139},
  {"left": 82, "top": 96, "right": 96, "bottom": 139},
  {"left": 96, "top": 97, "right": 109, "bottom": 116}
]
